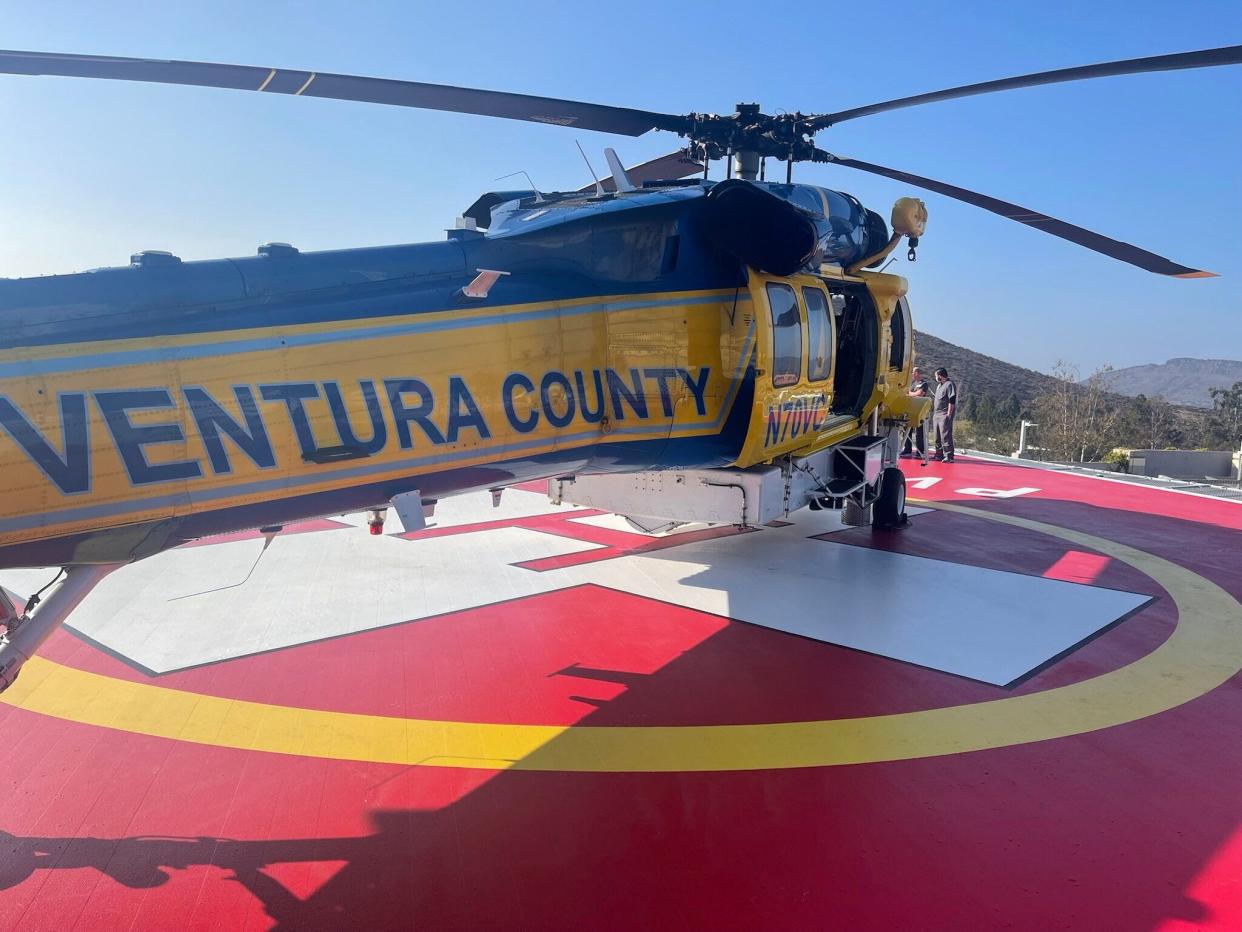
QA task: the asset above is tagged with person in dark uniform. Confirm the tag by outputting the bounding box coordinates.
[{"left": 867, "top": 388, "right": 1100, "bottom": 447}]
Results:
[
  {"left": 932, "top": 367, "right": 956, "bottom": 462},
  {"left": 901, "top": 366, "right": 930, "bottom": 458}
]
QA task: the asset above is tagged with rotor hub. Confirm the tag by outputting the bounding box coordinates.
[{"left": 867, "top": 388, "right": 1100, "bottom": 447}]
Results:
[{"left": 677, "top": 104, "right": 821, "bottom": 165}]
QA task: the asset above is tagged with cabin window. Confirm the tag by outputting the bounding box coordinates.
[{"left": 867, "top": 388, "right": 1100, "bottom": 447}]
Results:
[
  {"left": 803, "top": 287, "right": 832, "bottom": 382},
  {"left": 765, "top": 282, "right": 802, "bottom": 387}
]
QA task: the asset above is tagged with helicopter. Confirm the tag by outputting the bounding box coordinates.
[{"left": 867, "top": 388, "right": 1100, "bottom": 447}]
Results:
[{"left": 0, "top": 44, "right": 1238, "bottom": 692}]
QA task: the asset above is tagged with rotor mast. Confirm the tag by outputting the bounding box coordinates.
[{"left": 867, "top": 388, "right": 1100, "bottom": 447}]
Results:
[
  {"left": 729, "top": 103, "right": 764, "bottom": 181},
  {"left": 732, "top": 148, "right": 761, "bottom": 181}
]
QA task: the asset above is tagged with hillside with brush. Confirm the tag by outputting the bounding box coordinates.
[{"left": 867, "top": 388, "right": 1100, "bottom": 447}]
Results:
[
  {"left": 911, "top": 331, "right": 1061, "bottom": 407},
  {"left": 910, "top": 330, "right": 1221, "bottom": 455}
]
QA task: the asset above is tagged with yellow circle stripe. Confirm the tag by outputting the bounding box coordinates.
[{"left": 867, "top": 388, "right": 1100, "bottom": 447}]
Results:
[{"left": 3, "top": 502, "right": 1240, "bottom": 772}]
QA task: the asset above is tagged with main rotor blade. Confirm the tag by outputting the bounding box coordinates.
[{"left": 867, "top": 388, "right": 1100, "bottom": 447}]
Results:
[
  {"left": 577, "top": 148, "right": 704, "bottom": 193},
  {"left": 811, "top": 45, "right": 1242, "bottom": 127},
  {"left": 0, "top": 49, "right": 688, "bottom": 137},
  {"left": 821, "top": 153, "right": 1215, "bottom": 278}
]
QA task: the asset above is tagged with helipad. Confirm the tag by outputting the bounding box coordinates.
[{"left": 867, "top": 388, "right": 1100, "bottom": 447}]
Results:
[{"left": 1, "top": 458, "right": 1239, "bottom": 929}]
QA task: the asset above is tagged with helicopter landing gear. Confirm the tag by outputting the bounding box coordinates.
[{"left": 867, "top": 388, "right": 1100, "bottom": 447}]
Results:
[
  {"left": 0, "top": 563, "right": 123, "bottom": 694},
  {"left": 872, "top": 466, "right": 907, "bottom": 530}
]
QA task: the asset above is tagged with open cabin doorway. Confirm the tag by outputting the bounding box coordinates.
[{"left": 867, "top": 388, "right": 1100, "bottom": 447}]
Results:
[{"left": 828, "top": 283, "right": 879, "bottom": 417}]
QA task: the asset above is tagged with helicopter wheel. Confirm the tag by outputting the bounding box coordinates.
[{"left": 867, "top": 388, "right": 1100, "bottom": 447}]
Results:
[{"left": 872, "top": 467, "right": 907, "bottom": 530}]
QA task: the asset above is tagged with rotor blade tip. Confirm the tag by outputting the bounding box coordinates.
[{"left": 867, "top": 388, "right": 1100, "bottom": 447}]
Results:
[{"left": 1172, "top": 270, "right": 1218, "bottom": 279}]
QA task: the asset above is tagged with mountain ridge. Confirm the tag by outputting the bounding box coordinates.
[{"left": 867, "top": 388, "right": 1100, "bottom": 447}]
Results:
[
  {"left": 1084, "top": 358, "right": 1242, "bottom": 408},
  {"left": 912, "top": 332, "right": 1239, "bottom": 412},
  {"left": 910, "top": 330, "right": 1215, "bottom": 452}
]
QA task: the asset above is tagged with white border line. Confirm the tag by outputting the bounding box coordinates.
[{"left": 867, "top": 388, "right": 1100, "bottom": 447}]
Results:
[{"left": 962, "top": 450, "right": 1242, "bottom": 507}]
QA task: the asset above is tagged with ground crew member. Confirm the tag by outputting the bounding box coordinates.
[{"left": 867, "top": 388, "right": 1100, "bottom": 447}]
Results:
[
  {"left": 902, "top": 366, "right": 930, "bottom": 458},
  {"left": 933, "top": 367, "right": 956, "bottom": 463}
]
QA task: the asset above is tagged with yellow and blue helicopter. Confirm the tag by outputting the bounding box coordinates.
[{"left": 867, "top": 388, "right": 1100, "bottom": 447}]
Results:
[{"left": 0, "top": 45, "right": 1237, "bottom": 690}]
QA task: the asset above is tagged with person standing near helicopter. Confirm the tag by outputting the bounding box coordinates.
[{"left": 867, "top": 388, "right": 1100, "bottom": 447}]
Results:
[
  {"left": 932, "top": 367, "right": 956, "bottom": 463},
  {"left": 902, "top": 366, "right": 930, "bottom": 458}
]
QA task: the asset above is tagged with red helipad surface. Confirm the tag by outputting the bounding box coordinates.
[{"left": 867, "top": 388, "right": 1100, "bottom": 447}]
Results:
[{"left": 1, "top": 458, "right": 1240, "bottom": 930}]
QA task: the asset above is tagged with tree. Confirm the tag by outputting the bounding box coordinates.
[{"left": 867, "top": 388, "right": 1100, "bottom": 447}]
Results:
[
  {"left": 1077, "top": 366, "right": 1124, "bottom": 461},
  {"left": 1032, "top": 361, "right": 1078, "bottom": 461},
  {"left": 974, "top": 395, "right": 997, "bottom": 431},
  {"left": 1032, "top": 362, "right": 1124, "bottom": 462},
  {"left": 999, "top": 393, "right": 1022, "bottom": 425},
  {"left": 1207, "top": 381, "right": 1242, "bottom": 449},
  {"left": 1130, "top": 393, "right": 1174, "bottom": 450}
]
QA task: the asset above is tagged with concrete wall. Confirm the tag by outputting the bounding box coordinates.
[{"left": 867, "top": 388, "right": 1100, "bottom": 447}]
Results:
[{"left": 1129, "top": 450, "right": 1237, "bottom": 480}]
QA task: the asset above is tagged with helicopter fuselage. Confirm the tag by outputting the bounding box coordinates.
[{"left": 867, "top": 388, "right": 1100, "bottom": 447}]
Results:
[{"left": 0, "top": 180, "right": 918, "bottom": 569}]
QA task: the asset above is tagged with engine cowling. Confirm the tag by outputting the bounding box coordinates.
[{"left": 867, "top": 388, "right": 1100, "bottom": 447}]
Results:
[
  {"left": 698, "top": 179, "right": 820, "bottom": 276},
  {"left": 698, "top": 180, "right": 895, "bottom": 274}
]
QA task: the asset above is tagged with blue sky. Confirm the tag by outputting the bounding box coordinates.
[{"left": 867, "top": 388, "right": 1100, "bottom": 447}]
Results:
[{"left": 1, "top": 0, "right": 1239, "bottom": 374}]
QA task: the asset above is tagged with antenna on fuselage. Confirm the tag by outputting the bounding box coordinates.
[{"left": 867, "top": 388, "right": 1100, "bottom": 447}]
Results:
[
  {"left": 167, "top": 525, "right": 281, "bottom": 601},
  {"left": 603, "top": 149, "right": 636, "bottom": 192},
  {"left": 494, "top": 169, "right": 545, "bottom": 202},
  {"left": 575, "top": 140, "right": 605, "bottom": 196}
]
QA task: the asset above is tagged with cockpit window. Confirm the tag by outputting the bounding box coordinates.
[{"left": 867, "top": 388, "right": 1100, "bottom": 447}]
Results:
[{"left": 766, "top": 282, "right": 802, "bottom": 387}]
